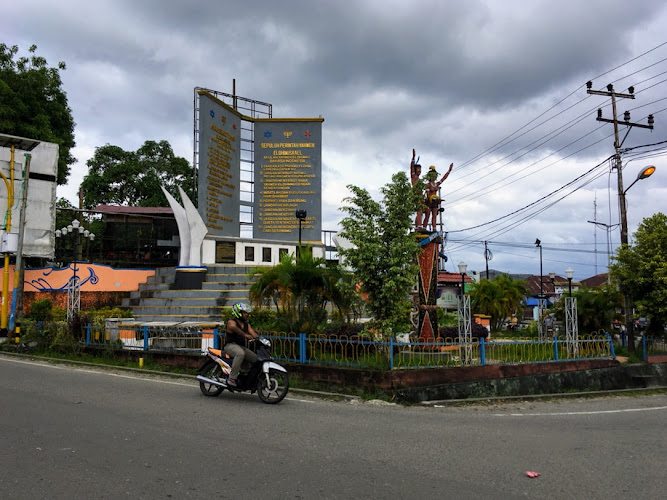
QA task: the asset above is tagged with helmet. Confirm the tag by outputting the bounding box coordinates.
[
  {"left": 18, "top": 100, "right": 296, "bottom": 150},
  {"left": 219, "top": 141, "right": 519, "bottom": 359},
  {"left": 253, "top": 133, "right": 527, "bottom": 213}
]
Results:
[{"left": 231, "top": 302, "right": 250, "bottom": 319}]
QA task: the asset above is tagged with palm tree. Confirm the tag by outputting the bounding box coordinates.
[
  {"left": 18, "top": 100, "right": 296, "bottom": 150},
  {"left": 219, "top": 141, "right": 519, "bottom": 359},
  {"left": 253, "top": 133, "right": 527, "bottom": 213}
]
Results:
[
  {"left": 248, "top": 250, "right": 353, "bottom": 333},
  {"left": 469, "top": 274, "right": 526, "bottom": 331}
]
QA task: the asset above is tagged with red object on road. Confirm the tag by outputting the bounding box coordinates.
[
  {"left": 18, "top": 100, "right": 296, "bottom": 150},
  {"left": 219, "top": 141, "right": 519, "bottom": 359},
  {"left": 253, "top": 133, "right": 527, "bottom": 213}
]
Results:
[{"left": 525, "top": 471, "right": 541, "bottom": 478}]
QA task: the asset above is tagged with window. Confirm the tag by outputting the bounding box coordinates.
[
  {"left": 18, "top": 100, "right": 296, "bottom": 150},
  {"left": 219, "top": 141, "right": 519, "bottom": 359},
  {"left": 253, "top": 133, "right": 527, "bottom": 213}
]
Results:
[
  {"left": 245, "top": 246, "right": 255, "bottom": 262},
  {"left": 262, "top": 247, "right": 271, "bottom": 262}
]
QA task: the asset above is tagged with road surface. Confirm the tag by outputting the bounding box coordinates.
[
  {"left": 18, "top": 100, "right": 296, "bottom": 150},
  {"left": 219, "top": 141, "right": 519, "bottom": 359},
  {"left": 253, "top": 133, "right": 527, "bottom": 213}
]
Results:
[{"left": 0, "top": 355, "right": 665, "bottom": 499}]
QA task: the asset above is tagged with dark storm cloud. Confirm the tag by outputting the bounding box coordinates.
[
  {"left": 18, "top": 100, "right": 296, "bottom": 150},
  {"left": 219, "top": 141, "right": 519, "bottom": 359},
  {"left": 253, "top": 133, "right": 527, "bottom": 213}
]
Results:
[{"left": 4, "top": 0, "right": 667, "bottom": 277}]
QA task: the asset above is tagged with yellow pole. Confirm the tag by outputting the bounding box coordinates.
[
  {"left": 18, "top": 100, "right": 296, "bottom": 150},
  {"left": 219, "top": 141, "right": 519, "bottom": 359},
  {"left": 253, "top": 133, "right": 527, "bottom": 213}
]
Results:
[{"left": 1, "top": 146, "right": 14, "bottom": 333}]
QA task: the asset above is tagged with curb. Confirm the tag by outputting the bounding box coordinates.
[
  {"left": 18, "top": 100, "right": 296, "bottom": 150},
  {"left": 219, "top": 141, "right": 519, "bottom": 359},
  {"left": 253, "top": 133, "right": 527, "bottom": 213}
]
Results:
[
  {"left": 419, "top": 386, "right": 667, "bottom": 406},
  {"left": 0, "top": 351, "right": 361, "bottom": 402}
]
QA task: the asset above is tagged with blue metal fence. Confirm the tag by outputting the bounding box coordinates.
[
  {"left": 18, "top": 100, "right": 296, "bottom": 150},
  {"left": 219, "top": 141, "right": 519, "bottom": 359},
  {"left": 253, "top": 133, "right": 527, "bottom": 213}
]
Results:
[
  {"left": 81, "top": 324, "right": 614, "bottom": 370},
  {"left": 643, "top": 336, "right": 667, "bottom": 361}
]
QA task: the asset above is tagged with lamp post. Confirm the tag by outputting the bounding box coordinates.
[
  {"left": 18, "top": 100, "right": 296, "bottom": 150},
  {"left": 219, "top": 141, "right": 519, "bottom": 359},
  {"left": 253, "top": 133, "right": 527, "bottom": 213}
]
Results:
[
  {"left": 565, "top": 268, "right": 574, "bottom": 297},
  {"left": 295, "top": 209, "right": 307, "bottom": 258},
  {"left": 564, "top": 267, "right": 578, "bottom": 355},
  {"left": 620, "top": 165, "right": 655, "bottom": 352},
  {"left": 458, "top": 261, "right": 467, "bottom": 296},
  {"left": 56, "top": 219, "right": 95, "bottom": 320},
  {"left": 457, "top": 261, "right": 472, "bottom": 364},
  {"left": 587, "top": 220, "right": 618, "bottom": 283},
  {"left": 535, "top": 239, "right": 544, "bottom": 339}
]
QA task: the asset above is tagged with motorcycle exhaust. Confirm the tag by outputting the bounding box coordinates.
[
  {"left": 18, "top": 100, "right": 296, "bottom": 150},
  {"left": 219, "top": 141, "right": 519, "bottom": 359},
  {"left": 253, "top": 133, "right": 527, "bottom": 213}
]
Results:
[{"left": 196, "top": 375, "right": 227, "bottom": 387}]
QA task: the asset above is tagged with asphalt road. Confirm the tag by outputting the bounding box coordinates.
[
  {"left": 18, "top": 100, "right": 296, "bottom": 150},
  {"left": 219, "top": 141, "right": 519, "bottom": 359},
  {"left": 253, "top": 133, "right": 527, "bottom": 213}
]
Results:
[{"left": 0, "top": 355, "right": 665, "bottom": 499}]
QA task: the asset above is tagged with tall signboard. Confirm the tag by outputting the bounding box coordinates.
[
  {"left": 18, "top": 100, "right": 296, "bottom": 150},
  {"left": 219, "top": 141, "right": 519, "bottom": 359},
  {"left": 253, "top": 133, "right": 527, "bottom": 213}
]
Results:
[
  {"left": 253, "top": 120, "right": 323, "bottom": 242},
  {"left": 196, "top": 89, "right": 324, "bottom": 244},
  {"left": 0, "top": 140, "right": 58, "bottom": 258},
  {"left": 197, "top": 92, "right": 242, "bottom": 237}
]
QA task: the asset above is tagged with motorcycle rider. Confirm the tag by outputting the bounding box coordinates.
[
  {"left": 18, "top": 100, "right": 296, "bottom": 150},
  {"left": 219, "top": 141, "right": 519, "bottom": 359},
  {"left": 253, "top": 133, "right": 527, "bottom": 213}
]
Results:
[{"left": 224, "top": 302, "right": 259, "bottom": 387}]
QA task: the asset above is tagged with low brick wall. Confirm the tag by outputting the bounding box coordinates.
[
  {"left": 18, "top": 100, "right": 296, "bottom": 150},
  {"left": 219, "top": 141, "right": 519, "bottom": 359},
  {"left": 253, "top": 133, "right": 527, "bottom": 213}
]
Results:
[{"left": 80, "top": 347, "right": 666, "bottom": 402}]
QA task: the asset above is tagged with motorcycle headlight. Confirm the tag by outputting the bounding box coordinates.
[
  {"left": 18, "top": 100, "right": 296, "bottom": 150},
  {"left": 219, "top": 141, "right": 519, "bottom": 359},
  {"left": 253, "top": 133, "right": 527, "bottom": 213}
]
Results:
[{"left": 260, "top": 337, "right": 271, "bottom": 347}]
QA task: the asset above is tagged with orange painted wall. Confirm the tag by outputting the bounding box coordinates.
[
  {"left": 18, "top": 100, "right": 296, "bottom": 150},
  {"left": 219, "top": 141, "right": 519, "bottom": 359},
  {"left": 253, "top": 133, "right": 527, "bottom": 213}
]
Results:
[{"left": 11, "top": 263, "right": 156, "bottom": 292}]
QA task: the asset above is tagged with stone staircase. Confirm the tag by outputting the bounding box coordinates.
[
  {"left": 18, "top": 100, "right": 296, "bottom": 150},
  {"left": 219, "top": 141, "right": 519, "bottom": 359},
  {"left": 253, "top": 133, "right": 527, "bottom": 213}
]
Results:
[{"left": 122, "top": 265, "right": 255, "bottom": 324}]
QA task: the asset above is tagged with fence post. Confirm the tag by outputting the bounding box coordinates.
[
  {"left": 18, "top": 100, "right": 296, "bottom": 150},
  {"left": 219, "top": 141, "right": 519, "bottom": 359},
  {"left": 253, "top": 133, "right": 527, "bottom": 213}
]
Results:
[
  {"left": 213, "top": 327, "right": 220, "bottom": 350},
  {"left": 553, "top": 335, "right": 559, "bottom": 361},
  {"left": 389, "top": 337, "right": 394, "bottom": 370},
  {"left": 480, "top": 337, "right": 486, "bottom": 366},
  {"left": 606, "top": 332, "right": 616, "bottom": 359},
  {"left": 643, "top": 335, "right": 647, "bottom": 361},
  {"left": 299, "top": 333, "right": 306, "bottom": 364},
  {"left": 86, "top": 323, "right": 91, "bottom": 346},
  {"left": 143, "top": 325, "right": 149, "bottom": 351}
]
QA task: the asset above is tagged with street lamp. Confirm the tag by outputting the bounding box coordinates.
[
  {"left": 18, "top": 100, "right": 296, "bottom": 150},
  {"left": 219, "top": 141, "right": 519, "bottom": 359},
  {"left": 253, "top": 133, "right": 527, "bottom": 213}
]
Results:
[
  {"left": 619, "top": 165, "right": 656, "bottom": 351},
  {"left": 535, "top": 239, "right": 544, "bottom": 338},
  {"left": 565, "top": 268, "right": 574, "bottom": 297},
  {"left": 623, "top": 165, "right": 655, "bottom": 196},
  {"left": 295, "top": 209, "right": 307, "bottom": 258},
  {"left": 457, "top": 261, "right": 467, "bottom": 296},
  {"left": 55, "top": 219, "right": 95, "bottom": 320}
]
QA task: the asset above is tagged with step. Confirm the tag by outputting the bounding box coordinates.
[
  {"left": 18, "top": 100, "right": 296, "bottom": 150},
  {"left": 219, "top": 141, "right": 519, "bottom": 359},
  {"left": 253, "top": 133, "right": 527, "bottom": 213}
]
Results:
[
  {"left": 129, "top": 290, "right": 225, "bottom": 299},
  {"left": 202, "top": 283, "right": 252, "bottom": 292},
  {"left": 138, "top": 282, "right": 171, "bottom": 292},
  {"left": 205, "top": 274, "right": 255, "bottom": 283},
  {"left": 124, "top": 297, "right": 224, "bottom": 307},
  {"left": 131, "top": 314, "right": 220, "bottom": 323}
]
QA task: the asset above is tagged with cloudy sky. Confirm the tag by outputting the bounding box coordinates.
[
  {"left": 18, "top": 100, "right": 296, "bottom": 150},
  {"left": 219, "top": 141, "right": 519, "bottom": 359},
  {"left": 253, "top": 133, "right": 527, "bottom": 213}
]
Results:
[{"left": 5, "top": 0, "right": 667, "bottom": 280}]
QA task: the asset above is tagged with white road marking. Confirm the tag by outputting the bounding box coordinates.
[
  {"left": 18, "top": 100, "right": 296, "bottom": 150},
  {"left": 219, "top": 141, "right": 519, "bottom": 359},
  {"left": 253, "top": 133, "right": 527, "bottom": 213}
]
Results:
[
  {"left": 491, "top": 406, "right": 667, "bottom": 416},
  {"left": 0, "top": 356, "right": 317, "bottom": 403}
]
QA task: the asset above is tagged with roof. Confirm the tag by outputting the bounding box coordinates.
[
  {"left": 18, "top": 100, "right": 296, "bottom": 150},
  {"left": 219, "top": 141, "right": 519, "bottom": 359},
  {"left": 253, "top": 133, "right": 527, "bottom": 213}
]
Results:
[
  {"left": 438, "top": 272, "right": 474, "bottom": 284},
  {"left": 0, "top": 133, "right": 40, "bottom": 151},
  {"left": 580, "top": 273, "right": 608, "bottom": 288},
  {"left": 95, "top": 204, "right": 174, "bottom": 215}
]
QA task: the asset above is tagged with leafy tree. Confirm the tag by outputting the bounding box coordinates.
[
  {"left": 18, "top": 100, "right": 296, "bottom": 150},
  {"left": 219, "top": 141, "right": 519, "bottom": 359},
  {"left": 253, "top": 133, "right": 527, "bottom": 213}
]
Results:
[
  {"left": 551, "top": 284, "right": 622, "bottom": 334},
  {"left": 337, "top": 171, "right": 422, "bottom": 332},
  {"left": 469, "top": 274, "right": 526, "bottom": 331},
  {"left": 0, "top": 44, "right": 75, "bottom": 185},
  {"left": 610, "top": 212, "right": 667, "bottom": 335},
  {"left": 55, "top": 197, "right": 76, "bottom": 230},
  {"left": 80, "top": 140, "right": 194, "bottom": 208},
  {"left": 248, "top": 250, "right": 349, "bottom": 334}
]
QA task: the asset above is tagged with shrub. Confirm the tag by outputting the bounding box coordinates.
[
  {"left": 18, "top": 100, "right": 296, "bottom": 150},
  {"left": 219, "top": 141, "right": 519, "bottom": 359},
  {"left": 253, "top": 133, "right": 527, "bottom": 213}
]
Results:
[
  {"left": 438, "top": 322, "right": 489, "bottom": 341},
  {"left": 86, "top": 307, "right": 133, "bottom": 326},
  {"left": 28, "top": 299, "right": 53, "bottom": 322}
]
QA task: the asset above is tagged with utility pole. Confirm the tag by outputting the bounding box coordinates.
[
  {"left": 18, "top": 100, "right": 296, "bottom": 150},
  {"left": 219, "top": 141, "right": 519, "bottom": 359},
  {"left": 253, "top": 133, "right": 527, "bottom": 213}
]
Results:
[{"left": 587, "top": 81, "right": 654, "bottom": 352}]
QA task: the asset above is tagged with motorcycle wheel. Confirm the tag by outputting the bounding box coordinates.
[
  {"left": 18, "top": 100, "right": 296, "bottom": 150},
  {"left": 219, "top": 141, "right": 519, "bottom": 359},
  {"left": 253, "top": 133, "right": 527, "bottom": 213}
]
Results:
[
  {"left": 199, "top": 363, "right": 225, "bottom": 397},
  {"left": 257, "top": 369, "right": 289, "bottom": 404}
]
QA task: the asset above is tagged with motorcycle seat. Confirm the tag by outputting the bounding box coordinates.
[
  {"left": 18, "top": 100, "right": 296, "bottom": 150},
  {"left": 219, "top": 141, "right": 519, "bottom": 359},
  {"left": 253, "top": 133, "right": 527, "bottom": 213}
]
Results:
[{"left": 208, "top": 348, "right": 225, "bottom": 357}]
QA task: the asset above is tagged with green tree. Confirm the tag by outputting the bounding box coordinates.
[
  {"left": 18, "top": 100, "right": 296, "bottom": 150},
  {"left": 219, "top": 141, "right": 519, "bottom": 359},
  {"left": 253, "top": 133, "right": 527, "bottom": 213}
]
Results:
[
  {"left": 337, "top": 171, "right": 422, "bottom": 332},
  {"left": 55, "top": 197, "right": 76, "bottom": 230},
  {"left": 551, "top": 284, "right": 622, "bottom": 334},
  {"left": 248, "top": 250, "right": 349, "bottom": 334},
  {"left": 610, "top": 212, "right": 667, "bottom": 335},
  {"left": 469, "top": 274, "right": 526, "bottom": 331},
  {"left": 80, "top": 140, "right": 194, "bottom": 208},
  {"left": 0, "top": 44, "right": 75, "bottom": 185}
]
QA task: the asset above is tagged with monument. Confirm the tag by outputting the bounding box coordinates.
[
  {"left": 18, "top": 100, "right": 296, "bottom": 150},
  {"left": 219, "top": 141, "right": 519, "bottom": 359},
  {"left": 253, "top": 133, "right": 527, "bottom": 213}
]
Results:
[
  {"left": 194, "top": 88, "right": 325, "bottom": 267},
  {"left": 410, "top": 149, "right": 454, "bottom": 341}
]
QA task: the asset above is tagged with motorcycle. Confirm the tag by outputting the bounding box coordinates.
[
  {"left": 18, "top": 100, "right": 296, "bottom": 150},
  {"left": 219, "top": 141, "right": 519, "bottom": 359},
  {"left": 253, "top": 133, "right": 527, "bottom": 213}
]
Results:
[{"left": 196, "top": 336, "right": 289, "bottom": 404}]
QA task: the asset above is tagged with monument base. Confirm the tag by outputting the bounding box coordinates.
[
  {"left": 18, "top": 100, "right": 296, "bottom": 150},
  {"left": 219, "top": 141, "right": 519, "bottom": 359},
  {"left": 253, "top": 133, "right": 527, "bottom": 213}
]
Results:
[{"left": 173, "top": 267, "right": 207, "bottom": 290}]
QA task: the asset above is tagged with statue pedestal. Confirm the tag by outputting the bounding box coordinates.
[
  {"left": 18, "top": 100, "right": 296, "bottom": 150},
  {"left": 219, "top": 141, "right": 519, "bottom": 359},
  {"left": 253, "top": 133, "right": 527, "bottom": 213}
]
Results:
[
  {"left": 173, "top": 266, "right": 207, "bottom": 290},
  {"left": 417, "top": 235, "right": 440, "bottom": 341}
]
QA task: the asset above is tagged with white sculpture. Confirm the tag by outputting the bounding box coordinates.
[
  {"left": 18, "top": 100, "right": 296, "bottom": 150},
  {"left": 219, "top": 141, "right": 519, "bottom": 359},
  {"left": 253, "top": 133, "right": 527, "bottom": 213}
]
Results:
[{"left": 161, "top": 186, "right": 208, "bottom": 267}]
